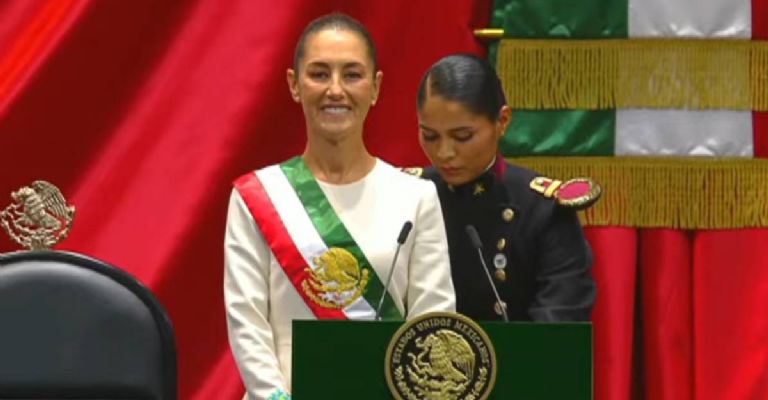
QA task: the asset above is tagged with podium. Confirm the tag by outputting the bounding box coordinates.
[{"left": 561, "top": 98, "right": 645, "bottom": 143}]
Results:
[{"left": 292, "top": 317, "right": 592, "bottom": 399}]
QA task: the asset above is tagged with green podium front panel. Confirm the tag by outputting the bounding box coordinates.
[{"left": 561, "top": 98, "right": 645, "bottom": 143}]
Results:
[{"left": 292, "top": 320, "right": 592, "bottom": 399}]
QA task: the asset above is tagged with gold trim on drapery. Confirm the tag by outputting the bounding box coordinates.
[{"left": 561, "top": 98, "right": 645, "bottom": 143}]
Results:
[
  {"left": 496, "top": 39, "right": 768, "bottom": 111},
  {"left": 510, "top": 157, "right": 768, "bottom": 229}
]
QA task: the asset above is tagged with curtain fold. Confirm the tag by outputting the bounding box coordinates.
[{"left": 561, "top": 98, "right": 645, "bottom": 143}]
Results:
[
  {"left": 586, "top": 226, "right": 768, "bottom": 399},
  {"left": 585, "top": 227, "right": 638, "bottom": 400},
  {"left": 693, "top": 229, "right": 768, "bottom": 400},
  {"left": 638, "top": 229, "right": 693, "bottom": 400}
]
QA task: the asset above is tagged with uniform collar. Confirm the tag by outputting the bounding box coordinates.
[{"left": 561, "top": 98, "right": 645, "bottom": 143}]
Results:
[
  {"left": 490, "top": 154, "right": 506, "bottom": 182},
  {"left": 446, "top": 155, "right": 506, "bottom": 197}
]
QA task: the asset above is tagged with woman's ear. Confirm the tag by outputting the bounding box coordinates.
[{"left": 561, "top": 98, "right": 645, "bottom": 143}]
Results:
[
  {"left": 286, "top": 68, "right": 300, "bottom": 103},
  {"left": 371, "top": 70, "right": 383, "bottom": 106},
  {"left": 497, "top": 105, "right": 512, "bottom": 138}
]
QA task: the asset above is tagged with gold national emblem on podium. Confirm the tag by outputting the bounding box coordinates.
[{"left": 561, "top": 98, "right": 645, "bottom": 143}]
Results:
[
  {"left": 0, "top": 181, "right": 75, "bottom": 250},
  {"left": 302, "top": 247, "right": 370, "bottom": 309},
  {"left": 385, "top": 312, "right": 497, "bottom": 400}
]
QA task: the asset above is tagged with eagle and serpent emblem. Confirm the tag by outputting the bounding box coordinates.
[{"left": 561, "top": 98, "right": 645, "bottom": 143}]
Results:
[
  {"left": 385, "top": 312, "right": 497, "bottom": 400},
  {"left": 1, "top": 181, "right": 75, "bottom": 250},
  {"left": 301, "top": 247, "right": 370, "bottom": 309}
]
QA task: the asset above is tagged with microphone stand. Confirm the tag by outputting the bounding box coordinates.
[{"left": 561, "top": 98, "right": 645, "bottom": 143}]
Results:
[
  {"left": 374, "top": 221, "right": 413, "bottom": 321},
  {"left": 465, "top": 225, "right": 509, "bottom": 322}
]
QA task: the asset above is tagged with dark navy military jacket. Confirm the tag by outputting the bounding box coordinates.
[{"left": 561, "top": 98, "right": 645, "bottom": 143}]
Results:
[{"left": 421, "top": 160, "right": 596, "bottom": 322}]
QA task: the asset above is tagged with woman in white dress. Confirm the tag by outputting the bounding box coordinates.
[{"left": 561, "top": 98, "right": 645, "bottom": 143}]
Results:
[{"left": 223, "top": 13, "right": 456, "bottom": 400}]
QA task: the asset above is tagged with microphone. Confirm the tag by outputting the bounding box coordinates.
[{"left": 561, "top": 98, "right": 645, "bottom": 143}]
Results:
[
  {"left": 375, "top": 221, "right": 413, "bottom": 321},
  {"left": 465, "top": 225, "right": 509, "bottom": 322}
]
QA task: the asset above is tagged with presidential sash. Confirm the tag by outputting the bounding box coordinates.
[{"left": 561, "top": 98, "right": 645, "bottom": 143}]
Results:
[{"left": 234, "top": 157, "right": 401, "bottom": 320}]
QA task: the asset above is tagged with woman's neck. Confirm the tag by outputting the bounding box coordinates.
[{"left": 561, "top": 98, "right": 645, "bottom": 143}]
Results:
[{"left": 302, "top": 136, "right": 376, "bottom": 184}]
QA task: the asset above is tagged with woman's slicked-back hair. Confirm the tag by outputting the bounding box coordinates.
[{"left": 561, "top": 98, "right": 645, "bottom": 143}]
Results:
[
  {"left": 417, "top": 54, "right": 507, "bottom": 121},
  {"left": 293, "top": 12, "right": 378, "bottom": 72}
]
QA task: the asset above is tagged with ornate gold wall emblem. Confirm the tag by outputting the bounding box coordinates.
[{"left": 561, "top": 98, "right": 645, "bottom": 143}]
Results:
[
  {"left": 0, "top": 181, "right": 75, "bottom": 250},
  {"left": 302, "top": 247, "right": 369, "bottom": 309},
  {"left": 385, "top": 312, "right": 497, "bottom": 400}
]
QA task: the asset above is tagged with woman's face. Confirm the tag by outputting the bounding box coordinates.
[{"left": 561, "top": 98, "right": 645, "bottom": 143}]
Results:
[
  {"left": 287, "top": 28, "right": 382, "bottom": 143},
  {"left": 418, "top": 94, "right": 510, "bottom": 186}
]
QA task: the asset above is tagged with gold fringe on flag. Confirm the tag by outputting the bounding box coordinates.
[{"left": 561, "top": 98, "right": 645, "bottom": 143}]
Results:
[
  {"left": 509, "top": 157, "right": 768, "bottom": 229},
  {"left": 497, "top": 39, "right": 768, "bottom": 111}
]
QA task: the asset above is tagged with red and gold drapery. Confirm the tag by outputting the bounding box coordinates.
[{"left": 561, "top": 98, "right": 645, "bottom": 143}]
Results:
[{"left": 1, "top": 1, "right": 766, "bottom": 399}]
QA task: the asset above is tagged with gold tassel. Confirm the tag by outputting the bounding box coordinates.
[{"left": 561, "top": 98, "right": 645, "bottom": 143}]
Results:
[
  {"left": 497, "top": 39, "right": 768, "bottom": 111},
  {"left": 508, "top": 157, "right": 768, "bottom": 229}
]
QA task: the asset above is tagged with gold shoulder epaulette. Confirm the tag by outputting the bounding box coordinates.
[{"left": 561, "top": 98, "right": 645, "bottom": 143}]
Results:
[
  {"left": 529, "top": 176, "right": 602, "bottom": 210},
  {"left": 400, "top": 167, "right": 424, "bottom": 178}
]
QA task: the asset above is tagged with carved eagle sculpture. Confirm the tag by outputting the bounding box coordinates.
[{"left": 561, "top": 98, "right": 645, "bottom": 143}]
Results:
[{"left": 1, "top": 180, "right": 75, "bottom": 250}]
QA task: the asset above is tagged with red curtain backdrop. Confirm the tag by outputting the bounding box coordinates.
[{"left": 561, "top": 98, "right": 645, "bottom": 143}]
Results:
[
  {"left": 588, "top": 227, "right": 768, "bottom": 400},
  {"left": 1, "top": 1, "right": 767, "bottom": 399},
  {"left": 0, "top": 1, "right": 492, "bottom": 398}
]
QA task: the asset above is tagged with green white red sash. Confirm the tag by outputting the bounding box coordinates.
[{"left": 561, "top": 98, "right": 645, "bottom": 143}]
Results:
[{"left": 234, "top": 157, "right": 401, "bottom": 320}]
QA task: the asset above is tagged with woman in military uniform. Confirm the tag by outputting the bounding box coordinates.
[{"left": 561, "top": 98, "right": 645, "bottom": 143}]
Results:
[{"left": 413, "top": 54, "right": 598, "bottom": 322}]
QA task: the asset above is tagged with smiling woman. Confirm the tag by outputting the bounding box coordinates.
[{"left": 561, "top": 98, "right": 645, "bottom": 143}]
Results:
[
  {"left": 223, "top": 13, "right": 456, "bottom": 400},
  {"left": 286, "top": 27, "right": 382, "bottom": 158}
]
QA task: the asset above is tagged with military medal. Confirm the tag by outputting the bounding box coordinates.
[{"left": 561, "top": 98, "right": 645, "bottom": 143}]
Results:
[{"left": 493, "top": 253, "right": 507, "bottom": 269}]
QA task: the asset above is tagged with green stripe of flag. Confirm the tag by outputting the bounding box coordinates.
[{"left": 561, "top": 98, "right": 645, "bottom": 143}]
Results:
[{"left": 491, "top": 0, "right": 628, "bottom": 157}]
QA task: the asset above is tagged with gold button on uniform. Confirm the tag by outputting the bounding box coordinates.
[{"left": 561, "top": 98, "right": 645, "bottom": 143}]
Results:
[
  {"left": 496, "top": 238, "right": 506, "bottom": 251},
  {"left": 502, "top": 208, "right": 515, "bottom": 222},
  {"left": 493, "top": 253, "right": 507, "bottom": 282},
  {"left": 494, "top": 269, "right": 507, "bottom": 282}
]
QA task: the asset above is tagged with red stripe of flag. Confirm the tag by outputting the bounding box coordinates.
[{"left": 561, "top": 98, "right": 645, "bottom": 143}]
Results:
[
  {"left": 234, "top": 172, "right": 346, "bottom": 320},
  {"left": 753, "top": 0, "right": 767, "bottom": 157}
]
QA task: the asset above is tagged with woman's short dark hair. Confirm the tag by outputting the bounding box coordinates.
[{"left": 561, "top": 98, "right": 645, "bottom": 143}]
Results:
[
  {"left": 293, "top": 13, "right": 378, "bottom": 72},
  {"left": 417, "top": 54, "right": 506, "bottom": 121}
]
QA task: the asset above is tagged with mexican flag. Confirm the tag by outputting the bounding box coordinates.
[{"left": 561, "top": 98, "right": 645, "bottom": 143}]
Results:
[
  {"left": 490, "top": 0, "right": 768, "bottom": 230},
  {"left": 488, "top": 2, "right": 768, "bottom": 400}
]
